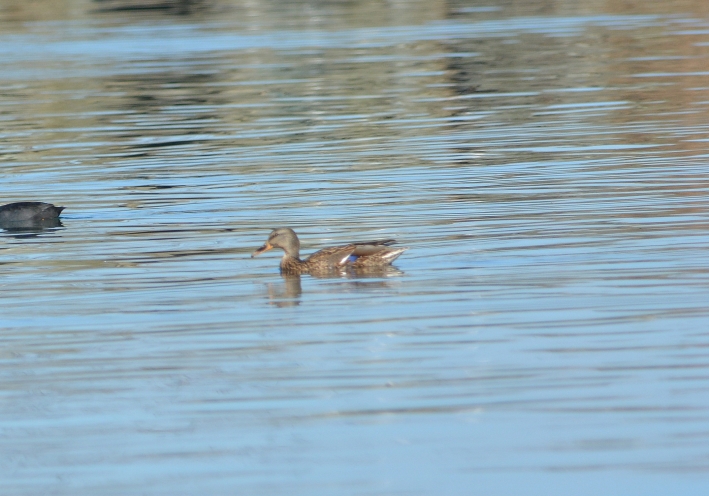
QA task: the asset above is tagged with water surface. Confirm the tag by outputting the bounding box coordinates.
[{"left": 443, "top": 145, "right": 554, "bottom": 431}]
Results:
[{"left": 2, "top": 0, "right": 709, "bottom": 494}]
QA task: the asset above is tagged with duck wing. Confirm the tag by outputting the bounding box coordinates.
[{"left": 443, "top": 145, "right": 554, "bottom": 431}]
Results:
[
  {"left": 305, "top": 244, "right": 356, "bottom": 268},
  {"left": 348, "top": 238, "right": 396, "bottom": 247},
  {"left": 349, "top": 239, "right": 403, "bottom": 258},
  {"left": 304, "top": 239, "right": 407, "bottom": 270},
  {"left": 351, "top": 247, "right": 408, "bottom": 267},
  {"left": 351, "top": 243, "right": 393, "bottom": 257}
]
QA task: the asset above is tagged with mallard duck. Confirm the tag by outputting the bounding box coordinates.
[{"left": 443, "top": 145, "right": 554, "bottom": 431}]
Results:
[
  {"left": 0, "top": 202, "right": 64, "bottom": 224},
  {"left": 252, "top": 227, "right": 407, "bottom": 274}
]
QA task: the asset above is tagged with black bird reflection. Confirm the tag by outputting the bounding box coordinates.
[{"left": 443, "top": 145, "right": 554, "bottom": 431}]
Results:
[{"left": 0, "top": 219, "right": 64, "bottom": 238}]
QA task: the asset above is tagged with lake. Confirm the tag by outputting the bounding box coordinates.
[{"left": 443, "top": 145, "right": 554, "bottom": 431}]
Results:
[{"left": 2, "top": 0, "right": 709, "bottom": 494}]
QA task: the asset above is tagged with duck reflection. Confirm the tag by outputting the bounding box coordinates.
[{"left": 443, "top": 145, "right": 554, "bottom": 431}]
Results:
[
  {"left": 263, "top": 267, "right": 404, "bottom": 308},
  {"left": 264, "top": 273, "right": 303, "bottom": 308}
]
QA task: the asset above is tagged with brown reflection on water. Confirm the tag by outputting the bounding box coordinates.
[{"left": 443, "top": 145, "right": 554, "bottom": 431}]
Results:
[
  {"left": 264, "top": 274, "right": 302, "bottom": 307},
  {"left": 438, "top": 0, "right": 709, "bottom": 163}
]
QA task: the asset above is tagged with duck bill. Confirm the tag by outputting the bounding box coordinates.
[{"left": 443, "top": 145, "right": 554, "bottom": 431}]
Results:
[{"left": 251, "top": 242, "right": 273, "bottom": 257}]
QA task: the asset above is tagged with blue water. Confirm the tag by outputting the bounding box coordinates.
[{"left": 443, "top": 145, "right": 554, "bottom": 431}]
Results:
[{"left": 2, "top": 1, "right": 709, "bottom": 494}]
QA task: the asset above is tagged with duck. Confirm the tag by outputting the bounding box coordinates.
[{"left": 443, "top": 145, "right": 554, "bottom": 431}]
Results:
[
  {"left": 252, "top": 227, "right": 407, "bottom": 274},
  {"left": 0, "top": 202, "right": 65, "bottom": 224}
]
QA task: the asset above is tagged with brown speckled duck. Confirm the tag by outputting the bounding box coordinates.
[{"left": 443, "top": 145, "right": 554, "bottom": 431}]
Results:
[{"left": 252, "top": 227, "right": 407, "bottom": 274}]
